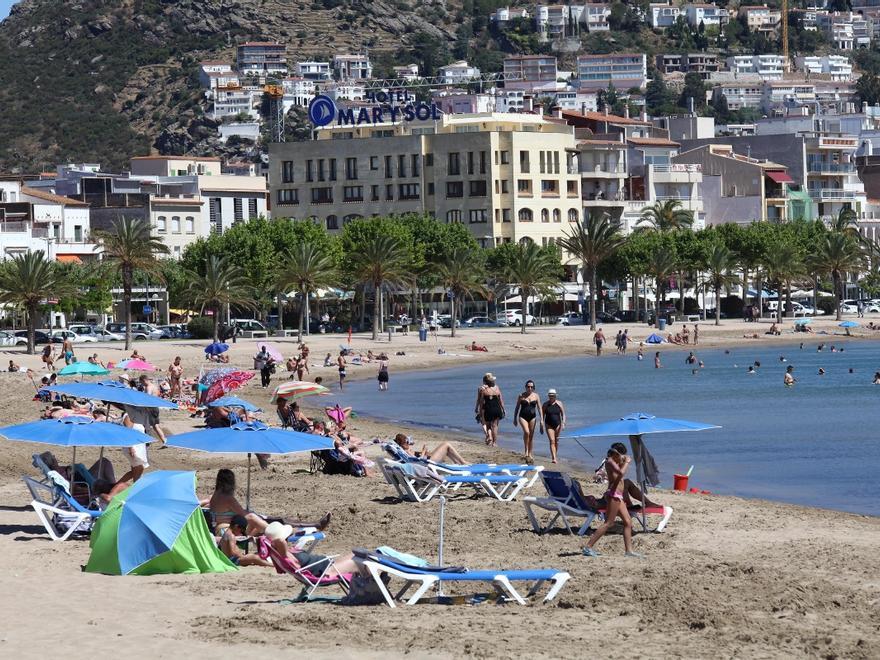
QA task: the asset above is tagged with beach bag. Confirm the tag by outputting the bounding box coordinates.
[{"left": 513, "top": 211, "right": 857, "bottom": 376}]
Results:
[{"left": 339, "top": 572, "right": 388, "bottom": 606}]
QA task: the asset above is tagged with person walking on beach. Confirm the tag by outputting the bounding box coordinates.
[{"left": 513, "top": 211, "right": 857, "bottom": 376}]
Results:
[
  {"left": 614, "top": 330, "right": 623, "bottom": 355},
  {"left": 337, "top": 351, "right": 347, "bottom": 391},
  {"left": 582, "top": 445, "right": 640, "bottom": 558},
  {"left": 168, "top": 356, "right": 183, "bottom": 399},
  {"left": 620, "top": 329, "right": 629, "bottom": 354},
  {"left": 254, "top": 345, "right": 273, "bottom": 388},
  {"left": 593, "top": 327, "right": 606, "bottom": 356},
  {"left": 513, "top": 380, "right": 542, "bottom": 461},
  {"left": 41, "top": 343, "right": 55, "bottom": 372},
  {"left": 57, "top": 337, "right": 75, "bottom": 366},
  {"left": 542, "top": 389, "right": 566, "bottom": 463},
  {"left": 693, "top": 324, "right": 699, "bottom": 345},
  {"left": 475, "top": 373, "right": 504, "bottom": 446},
  {"left": 377, "top": 359, "right": 389, "bottom": 391}
]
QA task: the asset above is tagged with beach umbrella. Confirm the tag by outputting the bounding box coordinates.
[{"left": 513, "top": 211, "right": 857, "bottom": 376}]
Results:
[
  {"left": 203, "top": 370, "right": 254, "bottom": 404},
  {"left": 794, "top": 318, "right": 812, "bottom": 326},
  {"left": 270, "top": 380, "right": 329, "bottom": 404},
  {"left": 204, "top": 342, "right": 229, "bottom": 356},
  {"left": 262, "top": 342, "right": 285, "bottom": 363},
  {"left": 568, "top": 413, "right": 720, "bottom": 526},
  {"left": 645, "top": 333, "right": 664, "bottom": 344},
  {"left": 85, "top": 471, "right": 236, "bottom": 575},
  {"left": 165, "top": 421, "right": 334, "bottom": 508},
  {"left": 58, "top": 362, "right": 110, "bottom": 377},
  {"left": 207, "top": 396, "right": 261, "bottom": 412},
  {"left": 839, "top": 321, "right": 859, "bottom": 328},
  {"left": 116, "top": 358, "right": 156, "bottom": 371},
  {"left": 45, "top": 381, "right": 178, "bottom": 409}
]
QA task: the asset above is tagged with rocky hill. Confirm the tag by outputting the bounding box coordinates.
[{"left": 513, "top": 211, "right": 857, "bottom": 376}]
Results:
[{"left": 0, "top": 0, "right": 467, "bottom": 173}]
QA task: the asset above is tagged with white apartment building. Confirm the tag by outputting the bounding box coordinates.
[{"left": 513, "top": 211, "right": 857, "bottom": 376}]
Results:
[
  {"left": 761, "top": 83, "right": 817, "bottom": 113},
  {"left": 503, "top": 55, "right": 559, "bottom": 83},
  {"left": 236, "top": 42, "right": 287, "bottom": 76},
  {"left": 211, "top": 85, "right": 260, "bottom": 119},
  {"left": 534, "top": 5, "right": 573, "bottom": 40},
  {"left": 686, "top": 3, "right": 729, "bottom": 28},
  {"left": 489, "top": 6, "right": 530, "bottom": 24},
  {"left": 649, "top": 2, "right": 682, "bottom": 28},
  {"left": 553, "top": 90, "right": 599, "bottom": 113},
  {"left": 282, "top": 78, "right": 315, "bottom": 111},
  {"left": 584, "top": 4, "right": 611, "bottom": 31},
  {"left": 333, "top": 54, "right": 373, "bottom": 81},
  {"left": 322, "top": 82, "right": 366, "bottom": 103},
  {"left": 199, "top": 61, "right": 235, "bottom": 88},
  {"left": 579, "top": 136, "right": 630, "bottom": 223},
  {"left": 294, "top": 61, "right": 332, "bottom": 81},
  {"left": 797, "top": 55, "right": 853, "bottom": 81},
  {"left": 712, "top": 84, "right": 763, "bottom": 110},
  {"left": 577, "top": 53, "right": 647, "bottom": 90},
  {"left": 495, "top": 89, "right": 527, "bottom": 112},
  {"left": 817, "top": 12, "right": 873, "bottom": 49},
  {"left": 268, "top": 113, "right": 582, "bottom": 249},
  {"left": 438, "top": 61, "right": 481, "bottom": 84},
  {"left": 392, "top": 64, "right": 421, "bottom": 81},
  {"left": 433, "top": 91, "right": 496, "bottom": 115},
  {"left": 738, "top": 5, "right": 782, "bottom": 35},
  {"left": 726, "top": 54, "right": 786, "bottom": 80}
]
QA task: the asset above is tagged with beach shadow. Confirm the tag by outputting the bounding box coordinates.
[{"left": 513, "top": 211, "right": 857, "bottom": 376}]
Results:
[
  {"left": 0, "top": 504, "right": 32, "bottom": 512},
  {"left": 0, "top": 523, "right": 50, "bottom": 536}
]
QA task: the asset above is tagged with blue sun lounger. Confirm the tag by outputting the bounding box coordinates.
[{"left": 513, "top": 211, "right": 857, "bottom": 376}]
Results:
[{"left": 352, "top": 548, "right": 571, "bottom": 607}]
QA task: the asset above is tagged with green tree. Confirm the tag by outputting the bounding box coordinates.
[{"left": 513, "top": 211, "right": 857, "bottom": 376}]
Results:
[
  {"left": 856, "top": 72, "right": 880, "bottom": 106},
  {"left": 645, "top": 239, "right": 679, "bottom": 306},
  {"left": 679, "top": 71, "right": 707, "bottom": 111},
  {"left": 762, "top": 242, "right": 805, "bottom": 320},
  {"left": 0, "top": 252, "right": 72, "bottom": 354},
  {"left": 434, "top": 247, "right": 486, "bottom": 338},
  {"left": 185, "top": 256, "right": 255, "bottom": 341},
  {"left": 95, "top": 217, "right": 169, "bottom": 349},
  {"left": 639, "top": 200, "right": 694, "bottom": 232},
  {"left": 704, "top": 243, "right": 740, "bottom": 325},
  {"left": 348, "top": 233, "right": 411, "bottom": 340},
  {"left": 496, "top": 241, "right": 561, "bottom": 334},
  {"left": 559, "top": 211, "right": 625, "bottom": 330},
  {"left": 811, "top": 233, "right": 865, "bottom": 320},
  {"left": 277, "top": 242, "right": 338, "bottom": 339}
]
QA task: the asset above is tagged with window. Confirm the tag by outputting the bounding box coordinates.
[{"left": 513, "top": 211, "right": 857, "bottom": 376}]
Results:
[
  {"left": 343, "top": 185, "right": 363, "bottom": 202},
  {"left": 568, "top": 208, "right": 580, "bottom": 222},
  {"left": 541, "top": 179, "right": 559, "bottom": 195},
  {"left": 317, "top": 159, "right": 326, "bottom": 181},
  {"left": 501, "top": 151, "right": 510, "bottom": 165},
  {"left": 479, "top": 151, "right": 487, "bottom": 174},
  {"left": 426, "top": 153, "right": 434, "bottom": 167},
  {"left": 209, "top": 198, "right": 221, "bottom": 233},
  {"left": 501, "top": 180, "right": 509, "bottom": 193},
  {"left": 469, "top": 209, "right": 488, "bottom": 223},
  {"left": 384, "top": 155, "right": 393, "bottom": 178},
  {"left": 370, "top": 156, "right": 379, "bottom": 170},
  {"left": 281, "top": 160, "right": 294, "bottom": 183},
  {"left": 446, "top": 210, "right": 462, "bottom": 223},
  {"left": 467, "top": 152, "right": 474, "bottom": 175},
  {"left": 343, "top": 214, "right": 363, "bottom": 225},
  {"left": 469, "top": 180, "right": 487, "bottom": 197},
  {"left": 277, "top": 189, "right": 298, "bottom": 205},
  {"left": 385, "top": 184, "right": 394, "bottom": 200},
  {"left": 539, "top": 151, "right": 546, "bottom": 174},
  {"left": 428, "top": 182, "right": 435, "bottom": 195},
  {"left": 173, "top": 246, "right": 181, "bottom": 258},
  {"left": 171, "top": 216, "right": 181, "bottom": 233},
  {"left": 517, "top": 179, "right": 532, "bottom": 195},
  {"left": 306, "top": 160, "right": 314, "bottom": 182},
  {"left": 398, "top": 155, "right": 407, "bottom": 178},
  {"left": 399, "top": 183, "right": 420, "bottom": 200},
  {"left": 448, "top": 152, "right": 460, "bottom": 175},
  {"left": 502, "top": 208, "right": 512, "bottom": 223},
  {"left": 446, "top": 181, "right": 463, "bottom": 198},
  {"left": 411, "top": 154, "right": 421, "bottom": 176},
  {"left": 329, "top": 158, "right": 337, "bottom": 181},
  {"left": 519, "top": 150, "right": 530, "bottom": 173},
  {"left": 553, "top": 151, "right": 560, "bottom": 174},
  {"left": 248, "top": 198, "right": 258, "bottom": 219},
  {"left": 311, "top": 187, "right": 333, "bottom": 204},
  {"left": 345, "top": 157, "right": 358, "bottom": 180},
  {"left": 157, "top": 216, "right": 167, "bottom": 232},
  {"left": 567, "top": 180, "right": 578, "bottom": 197},
  {"left": 518, "top": 209, "right": 533, "bottom": 222},
  {"left": 186, "top": 216, "right": 195, "bottom": 233},
  {"left": 495, "top": 209, "right": 500, "bottom": 223},
  {"left": 541, "top": 209, "right": 549, "bottom": 223},
  {"left": 233, "top": 197, "right": 243, "bottom": 222},
  {"left": 326, "top": 215, "right": 339, "bottom": 230},
  {"left": 371, "top": 185, "right": 380, "bottom": 201},
  {"left": 553, "top": 209, "right": 561, "bottom": 223}
]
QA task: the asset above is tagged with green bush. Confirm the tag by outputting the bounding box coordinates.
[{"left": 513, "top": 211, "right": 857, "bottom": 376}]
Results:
[
  {"left": 187, "top": 316, "right": 214, "bottom": 339},
  {"left": 818, "top": 298, "right": 837, "bottom": 316}
]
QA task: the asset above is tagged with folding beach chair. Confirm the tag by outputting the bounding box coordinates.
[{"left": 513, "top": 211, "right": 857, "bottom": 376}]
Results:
[
  {"left": 383, "top": 460, "right": 529, "bottom": 503},
  {"left": 352, "top": 548, "right": 571, "bottom": 607},
  {"left": 28, "top": 479, "right": 102, "bottom": 541},
  {"left": 257, "top": 536, "right": 350, "bottom": 601},
  {"left": 522, "top": 471, "right": 673, "bottom": 536}
]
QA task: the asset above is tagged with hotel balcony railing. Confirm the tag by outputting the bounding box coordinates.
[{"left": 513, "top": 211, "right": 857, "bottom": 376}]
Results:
[
  {"left": 0, "top": 222, "right": 29, "bottom": 233},
  {"left": 807, "top": 163, "right": 855, "bottom": 173},
  {"left": 809, "top": 189, "right": 858, "bottom": 200}
]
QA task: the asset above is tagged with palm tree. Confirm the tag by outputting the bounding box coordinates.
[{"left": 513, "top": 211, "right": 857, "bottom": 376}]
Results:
[
  {"left": 0, "top": 251, "right": 71, "bottom": 354},
  {"left": 559, "top": 211, "right": 625, "bottom": 330},
  {"left": 645, "top": 244, "right": 678, "bottom": 308},
  {"left": 277, "top": 242, "right": 338, "bottom": 339},
  {"left": 704, "top": 244, "right": 740, "bottom": 326},
  {"left": 185, "top": 256, "right": 255, "bottom": 341},
  {"left": 502, "top": 241, "right": 560, "bottom": 334},
  {"left": 831, "top": 206, "right": 860, "bottom": 239},
  {"left": 95, "top": 217, "right": 169, "bottom": 349},
  {"left": 811, "top": 233, "right": 865, "bottom": 320},
  {"left": 638, "top": 200, "right": 694, "bottom": 232},
  {"left": 762, "top": 243, "right": 805, "bottom": 321},
  {"left": 434, "top": 247, "right": 486, "bottom": 338},
  {"left": 349, "top": 234, "right": 411, "bottom": 341}
]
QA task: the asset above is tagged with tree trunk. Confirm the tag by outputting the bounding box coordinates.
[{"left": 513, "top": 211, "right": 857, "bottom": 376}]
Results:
[
  {"left": 678, "top": 270, "right": 686, "bottom": 315},
  {"left": 450, "top": 296, "right": 457, "bottom": 338},
  {"left": 520, "top": 285, "right": 527, "bottom": 334},
  {"left": 27, "top": 301, "right": 36, "bottom": 354},
  {"left": 123, "top": 266, "right": 133, "bottom": 350},
  {"left": 812, "top": 276, "right": 819, "bottom": 317},
  {"left": 304, "top": 293, "right": 311, "bottom": 336},
  {"left": 784, "top": 280, "right": 792, "bottom": 322},
  {"left": 589, "top": 268, "right": 597, "bottom": 331},
  {"left": 372, "top": 282, "right": 380, "bottom": 340},
  {"left": 756, "top": 276, "right": 764, "bottom": 319},
  {"left": 276, "top": 291, "right": 284, "bottom": 331},
  {"left": 834, "top": 272, "right": 842, "bottom": 321},
  {"left": 631, "top": 275, "right": 637, "bottom": 312},
  {"left": 212, "top": 306, "right": 220, "bottom": 342},
  {"left": 297, "top": 290, "right": 305, "bottom": 340},
  {"left": 742, "top": 268, "right": 749, "bottom": 320},
  {"left": 715, "top": 286, "right": 721, "bottom": 326}
]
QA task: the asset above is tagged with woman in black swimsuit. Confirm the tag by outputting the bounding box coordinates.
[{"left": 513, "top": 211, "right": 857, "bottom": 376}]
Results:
[
  {"left": 542, "top": 389, "right": 566, "bottom": 463},
  {"left": 475, "top": 372, "right": 505, "bottom": 447},
  {"left": 513, "top": 380, "right": 543, "bottom": 460}
]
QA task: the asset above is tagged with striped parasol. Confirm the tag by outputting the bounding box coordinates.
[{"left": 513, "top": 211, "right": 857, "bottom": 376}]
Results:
[
  {"left": 270, "top": 380, "right": 329, "bottom": 404},
  {"left": 203, "top": 370, "right": 255, "bottom": 404}
]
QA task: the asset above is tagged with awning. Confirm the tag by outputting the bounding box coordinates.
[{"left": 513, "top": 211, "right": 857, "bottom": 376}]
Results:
[
  {"left": 55, "top": 255, "right": 82, "bottom": 264},
  {"left": 766, "top": 170, "right": 794, "bottom": 184}
]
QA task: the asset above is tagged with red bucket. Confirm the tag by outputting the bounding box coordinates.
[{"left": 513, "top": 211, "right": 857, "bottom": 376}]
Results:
[{"left": 673, "top": 474, "right": 689, "bottom": 491}]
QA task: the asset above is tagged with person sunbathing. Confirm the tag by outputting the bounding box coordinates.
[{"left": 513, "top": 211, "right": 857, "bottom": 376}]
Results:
[
  {"left": 393, "top": 433, "right": 467, "bottom": 465},
  {"left": 467, "top": 341, "right": 488, "bottom": 352},
  {"left": 219, "top": 515, "right": 272, "bottom": 567},
  {"left": 766, "top": 323, "right": 781, "bottom": 336},
  {"left": 743, "top": 333, "right": 759, "bottom": 339},
  {"left": 263, "top": 521, "right": 360, "bottom": 577}
]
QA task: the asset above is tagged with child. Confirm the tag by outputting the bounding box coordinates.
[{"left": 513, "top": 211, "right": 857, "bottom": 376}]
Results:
[
  {"left": 582, "top": 445, "right": 641, "bottom": 558},
  {"left": 637, "top": 343, "right": 644, "bottom": 361},
  {"left": 219, "top": 515, "right": 271, "bottom": 567}
]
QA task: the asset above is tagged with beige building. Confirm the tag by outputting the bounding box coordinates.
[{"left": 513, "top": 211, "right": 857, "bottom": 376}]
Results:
[{"left": 268, "top": 113, "right": 582, "bottom": 248}]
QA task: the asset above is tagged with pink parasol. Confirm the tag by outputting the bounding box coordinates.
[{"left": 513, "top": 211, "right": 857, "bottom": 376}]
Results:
[
  {"left": 203, "top": 370, "right": 255, "bottom": 403},
  {"left": 262, "top": 342, "right": 285, "bottom": 363},
  {"left": 116, "top": 358, "right": 156, "bottom": 371}
]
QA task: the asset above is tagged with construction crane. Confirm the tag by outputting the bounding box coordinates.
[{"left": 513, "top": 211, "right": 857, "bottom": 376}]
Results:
[
  {"left": 360, "top": 71, "right": 522, "bottom": 90},
  {"left": 264, "top": 84, "right": 285, "bottom": 143},
  {"left": 782, "top": 0, "right": 789, "bottom": 72}
]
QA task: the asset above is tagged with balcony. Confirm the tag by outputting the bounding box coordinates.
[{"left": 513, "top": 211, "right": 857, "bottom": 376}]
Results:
[
  {"left": 807, "top": 163, "right": 855, "bottom": 174},
  {"left": 809, "top": 189, "right": 858, "bottom": 200},
  {"left": 581, "top": 163, "right": 627, "bottom": 178},
  {"left": 0, "top": 222, "right": 28, "bottom": 233}
]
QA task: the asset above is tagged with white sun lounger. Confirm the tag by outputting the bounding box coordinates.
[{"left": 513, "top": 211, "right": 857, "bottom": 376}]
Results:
[{"left": 382, "top": 460, "right": 528, "bottom": 503}]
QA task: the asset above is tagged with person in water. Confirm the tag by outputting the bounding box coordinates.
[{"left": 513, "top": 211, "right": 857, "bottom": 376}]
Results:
[
  {"left": 513, "top": 380, "right": 542, "bottom": 461},
  {"left": 542, "top": 389, "right": 566, "bottom": 464},
  {"left": 784, "top": 365, "right": 796, "bottom": 387}
]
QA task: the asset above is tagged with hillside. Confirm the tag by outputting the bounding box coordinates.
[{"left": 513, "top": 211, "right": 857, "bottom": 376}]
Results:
[{"left": 0, "top": 0, "right": 466, "bottom": 173}]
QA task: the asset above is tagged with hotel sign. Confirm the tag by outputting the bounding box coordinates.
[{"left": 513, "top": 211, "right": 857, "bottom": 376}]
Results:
[{"left": 308, "top": 91, "right": 441, "bottom": 127}]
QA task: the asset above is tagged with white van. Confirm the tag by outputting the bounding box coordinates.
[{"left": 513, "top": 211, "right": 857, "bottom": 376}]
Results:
[{"left": 231, "top": 319, "right": 268, "bottom": 332}]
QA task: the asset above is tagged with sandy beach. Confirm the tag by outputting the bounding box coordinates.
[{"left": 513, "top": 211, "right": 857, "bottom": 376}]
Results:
[{"left": 1, "top": 319, "right": 879, "bottom": 658}]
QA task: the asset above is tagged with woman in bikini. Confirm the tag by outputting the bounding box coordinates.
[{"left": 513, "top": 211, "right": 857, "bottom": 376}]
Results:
[
  {"left": 475, "top": 373, "right": 504, "bottom": 446},
  {"left": 168, "top": 356, "right": 183, "bottom": 399},
  {"left": 513, "top": 379, "right": 542, "bottom": 460},
  {"left": 582, "top": 445, "right": 641, "bottom": 558},
  {"left": 541, "top": 389, "right": 565, "bottom": 463}
]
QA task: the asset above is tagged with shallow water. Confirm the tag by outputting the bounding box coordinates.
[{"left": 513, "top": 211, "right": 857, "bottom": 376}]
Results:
[{"left": 339, "top": 338, "right": 880, "bottom": 516}]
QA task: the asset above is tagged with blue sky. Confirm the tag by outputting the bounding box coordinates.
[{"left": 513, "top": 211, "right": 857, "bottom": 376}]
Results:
[{"left": 0, "top": 1, "right": 17, "bottom": 20}]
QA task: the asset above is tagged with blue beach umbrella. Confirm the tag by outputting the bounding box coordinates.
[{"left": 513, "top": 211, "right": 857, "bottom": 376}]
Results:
[
  {"left": 568, "top": 413, "right": 720, "bottom": 524},
  {"left": 166, "top": 421, "right": 334, "bottom": 507},
  {"left": 45, "top": 381, "right": 178, "bottom": 409},
  {"left": 204, "top": 342, "right": 230, "bottom": 356},
  {"left": 645, "top": 333, "right": 664, "bottom": 344},
  {"left": 207, "top": 396, "right": 261, "bottom": 412},
  {"left": 839, "top": 321, "right": 859, "bottom": 328},
  {"left": 58, "top": 361, "right": 110, "bottom": 378}
]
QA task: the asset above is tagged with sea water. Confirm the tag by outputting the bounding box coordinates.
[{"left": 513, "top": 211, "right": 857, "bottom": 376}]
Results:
[{"left": 338, "top": 337, "right": 880, "bottom": 516}]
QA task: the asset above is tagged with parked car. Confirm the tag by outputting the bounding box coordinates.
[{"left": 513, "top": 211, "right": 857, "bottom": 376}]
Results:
[
  {"left": 105, "top": 323, "right": 164, "bottom": 341},
  {"left": 436, "top": 314, "right": 461, "bottom": 329},
  {"left": 464, "top": 316, "right": 500, "bottom": 328},
  {"left": 51, "top": 330, "right": 98, "bottom": 344},
  {"left": 556, "top": 312, "right": 585, "bottom": 326},
  {"left": 0, "top": 331, "right": 18, "bottom": 347},
  {"left": 839, "top": 300, "right": 859, "bottom": 315},
  {"left": 496, "top": 310, "right": 536, "bottom": 326},
  {"left": 231, "top": 319, "right": 268, "bottom": 333},
  {"left": 157, "top": 324, "right": 191, "bottom": 339},
  {"left": 14, "top": 330, "right": 51, "bottom": 345}
]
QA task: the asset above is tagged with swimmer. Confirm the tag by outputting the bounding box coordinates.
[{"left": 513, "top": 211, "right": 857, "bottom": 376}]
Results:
[
  {"left": 849, "top": 368, "right": 854, "bottom": 374},
  {"left": 747, "top": 366, "right": 756, "bottom": 374},
  {"left": 754, "top": 361, "right": 761, "bottom": 368},
  {"left": 873, "top": 372, "right": 880, "bottom": 384},
  {"left": 784, "top": 365, "right": 796, "bottom": 387},
  {"left": 817, "top": 343, "right": 825, "bottom": 352},
  {"left": 779, "top": 356, "right": 786, "bottom": 362},
  {"left": 818, "top": 368, "right": 825, "bottom": 375},
  {"left": 799, "top": 342, "right": 804, "bottom": 350}
]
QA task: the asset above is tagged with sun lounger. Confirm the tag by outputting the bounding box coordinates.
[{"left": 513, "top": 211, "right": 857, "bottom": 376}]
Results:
[
  {"left": 257, "top": 536, "right": 350, "bottom": 601},
  {"left": 382, "top": 460, "right": 529, "bottom": 503},
  {"left": 352, "top": 548, "right": 571, "bottom": 607},
  {"left": 523, "top": 471, "right": 673, "bottom": 536},
  {"left": 28, "top": 480, "right": 102, "bottom": 541}
]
